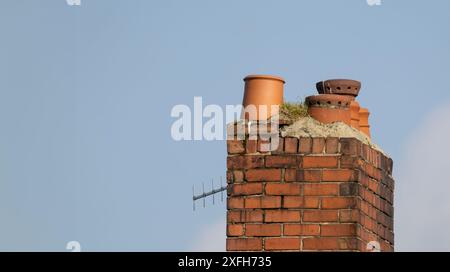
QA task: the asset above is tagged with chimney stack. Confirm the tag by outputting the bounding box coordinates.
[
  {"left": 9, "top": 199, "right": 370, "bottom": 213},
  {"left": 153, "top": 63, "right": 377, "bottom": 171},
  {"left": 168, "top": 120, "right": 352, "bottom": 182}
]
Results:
[{"left": 226, "top": 76, "right": 394, "bottom": 252}]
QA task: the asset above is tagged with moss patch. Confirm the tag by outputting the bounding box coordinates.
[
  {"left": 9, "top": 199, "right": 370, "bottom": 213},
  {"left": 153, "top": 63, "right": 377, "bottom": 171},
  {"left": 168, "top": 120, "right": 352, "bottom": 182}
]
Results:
[{"left": 279, "top": 101, "right": 309, "bottom": 122}]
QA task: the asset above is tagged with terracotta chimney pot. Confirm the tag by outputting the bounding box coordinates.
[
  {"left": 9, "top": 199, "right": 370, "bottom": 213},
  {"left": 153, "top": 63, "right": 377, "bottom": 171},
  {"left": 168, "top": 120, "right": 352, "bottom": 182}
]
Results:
[
  {"left": 316, "top": 79, "right": 361, "bottom": 97},
  {"left": 350, "top": 100, "right": 361, "bottom": 130},
  {"left": 359, "top": 107, "right": 371, "bottom": 138},
  {"left": 242, "top": 75, "right": 285, "bottom": 121},
  {"left": 305, "top": 94, "right": 352, "bottom": 125},
  {"left": 316, "top": 79, "right": 362, "bottom": 130}
]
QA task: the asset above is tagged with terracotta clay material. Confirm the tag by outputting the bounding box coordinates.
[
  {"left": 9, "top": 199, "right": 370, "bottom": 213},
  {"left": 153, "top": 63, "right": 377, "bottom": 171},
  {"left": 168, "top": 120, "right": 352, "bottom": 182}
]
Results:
[
  {"left": 359, "top": 107, "right": 371, "bottom": 138},
  {"left": 350, "top": 100, "right": 361, "bottom": 130},
  {"left": 305, "top": 94, "right": 353, "bottom": 125},
  {"left": 242, "top": 75, "right": 285, "bottom": 121},
  {"left": 316, "top": 79, "right": 361, "bottom": 97}
]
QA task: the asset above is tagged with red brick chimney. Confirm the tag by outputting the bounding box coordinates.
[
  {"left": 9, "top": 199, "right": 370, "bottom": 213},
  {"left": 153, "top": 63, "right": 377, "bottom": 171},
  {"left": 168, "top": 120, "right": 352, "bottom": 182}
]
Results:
[{"left": 226, "top": 77, "right": 394, "bottom": 252}]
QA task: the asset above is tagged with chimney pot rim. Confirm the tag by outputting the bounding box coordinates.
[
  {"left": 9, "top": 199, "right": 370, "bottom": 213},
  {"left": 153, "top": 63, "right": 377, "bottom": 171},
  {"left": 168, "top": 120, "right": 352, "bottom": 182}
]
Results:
[{"left": 244, "top": 75, "right": 286, "bottom": 84}]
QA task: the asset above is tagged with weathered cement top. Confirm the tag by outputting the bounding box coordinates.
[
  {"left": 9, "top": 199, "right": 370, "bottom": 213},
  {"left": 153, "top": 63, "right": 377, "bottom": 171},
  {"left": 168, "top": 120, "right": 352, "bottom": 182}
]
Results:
[{"left": 280, "top": 117, "right": 385, "bottom": 154}]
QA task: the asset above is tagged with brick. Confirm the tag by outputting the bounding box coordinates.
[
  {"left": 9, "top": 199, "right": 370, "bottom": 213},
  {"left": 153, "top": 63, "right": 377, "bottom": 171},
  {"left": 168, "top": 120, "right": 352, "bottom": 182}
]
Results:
[
  {"left": 227, "top": 123, "right": 243, "bottom": 139},
  {"left": 386, "top": 230, "right": 394, "bottom": 244},
  {"left": 227, "top": 238, "right": 262, "bottom": 251},
  {"left": 362, "top": 189, "right": 376, "bottom": 206},
  {"left": 246, "top": 169, "right": 282, "bottom": 182},
  {"left": 360, "top": 200, "right": 370, "bottom": 215},
  {"left": 265, "top": 183, "right": 301, "bottom": 196},
  {"left": 227, "top": 210, "right": 263, "bottom": 223},
  {"left": 229, "top": 183, "right": 263, "bottom": 196},
  {"left": 266, "top": 155, "right": 299, "bottom": 168},
  {"left": 376, "top": 224, "right": 386, "bottom": 239},
  {"left": 339, "top": 209, "right": 360, "bottom": 223},
  {"left": 227, "top": 140, "right": 245, "bottom": 154},
  {"left": 380, "top": 155, "right": 387, "bottom": 171},
  {"left": 245, "top": 140, "right": 258, "bottom": 154},
  {"left": 385, "top": 203, "right": 394, "bottom": 217},
  {"left": 283, "top": 196, "right": 320, "bottom": 209},
  {"left": 340, "top": 138, "right": 361, "bottom": 156},
  {"left": 227, "top": 224, "right": 244, "bottom": 236},
  {"left": 230, "top": 171, "right": 245, "bottom": 184},
  {"left": 303, "top": 210, "right": 338, "bottom": 222},
  {"left": 284, "top": 137, "right": 298, "bottom": 153},
  {"left": 270, "top": 137, "right": 283, "bottom": 153},
  {"left": 227, "top": 197, "right": 245, "bottom": 209},
  {"left": 303, "top": 184, "right": 339, "bottom": 196},
  {"left": 325, "top": 137, "right": 339, "bottom": 154},
  {"left": 226, "top": 170, "right": 233, "bottom": 184},
  {"left": 381, "top": 174, "right": 395, "bottom": 192},
  {"left": 258, "top": 139, "right": 271, "bottom": 153},
  {"left": 312, "top": 138, "right": 325, "bottom": 153},
  {"left": 381, "top": 240, "right": 394, "bottom": 252},
  {"left": 321, "top": 224, "right": 356, "bottom": 237},
  {"left": 373, "top": 152, "right": 381, "bottom": 167},
  {"left": 244, "top": 196, "right": 281, "bottom": 209},
  {"left": 368, "top": 179, "right": 379, "bottom": 193},
  {"left": 265, "top": 238, "right": 300, "bottom": 251},
  {"left": 227, "top": 155, "right": 264, "bottom": 170},
  {"left": 382, "top": 185, "right": 393, "bottom": 203},
  {"left": 383, "top": 155, "right": 392, "bottom": 174},
  {"left": 359, "top": 227, "right": 378, "bottom": 243},
  {"left": 296, "top": 170, "right": 322, "bottom": 182},
  {"left": 302, "top": 237, "right": 357, "bottom": 251},
  {"left": 303, "top": 156, "right": 338, "bottom": 168},
  {"left": 371, "top": 168, "right": 381, "bottom": 181},
  {"left": 265, "top": 210, "right": 301, "bottom": 223},
  {"left": 321, "top": 197, "right": 356, "bottom": 209},
  {"left": 298, "top": 138, "right": 312, "bottom": 154},
  {"left": 271, "top": 137, "right": 284, "bottom": 154},
  {"left": 360, "top": 175, "right": 370, "bottom": 188},
  {"left": 284, "top": 224, "right": 320, "bottom": 236},
  {"left": 284, "top": 169, "right": 296, "bottom": 182},
  {"left": 246, "top": 224, "right": 281, "bottom": 237},
  {"left": 254, "top": 123, "right": 276, "bottom": 136},
  {"left": 340, "top": 155, "right": 358, "bottom": 168},
  {"left": 362, "top": 144, "right": 369, "bottom": 161},
  {"left": 322, "top": 170, "right": 357, "bottom": 182},
  {"left": 387, "top": 158, "right": 394, "bottom": 175},
  {"left": 370, "top": 202, "right": 379, "bottom": 218},
  {"left": 339, "top": 183, "right": 358, "bottom": 196},
  {"left": 232, "top": 170, "right": 244, "bottom": 183}
]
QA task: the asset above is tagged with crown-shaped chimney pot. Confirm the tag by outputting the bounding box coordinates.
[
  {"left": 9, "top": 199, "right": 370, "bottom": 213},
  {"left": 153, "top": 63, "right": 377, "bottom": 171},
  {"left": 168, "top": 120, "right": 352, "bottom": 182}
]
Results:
[{"left": 316, "top": 79, "right": 361, "bottom": 97}]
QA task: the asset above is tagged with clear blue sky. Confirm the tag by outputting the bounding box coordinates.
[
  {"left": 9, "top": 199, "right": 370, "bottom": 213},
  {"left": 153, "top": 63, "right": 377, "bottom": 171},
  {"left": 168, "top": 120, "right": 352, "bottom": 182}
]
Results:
[{"left": 1, "top": 0, "right": 450, "bottom": 251}]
